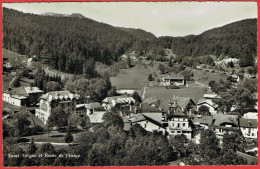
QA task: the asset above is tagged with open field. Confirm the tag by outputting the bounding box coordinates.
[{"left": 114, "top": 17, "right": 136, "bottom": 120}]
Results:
[
  {"left": 144, "top": 85, "right": 208, "bottom": 103},
  {"left": 188, "top": 67, "right": 228, "bottom": 86},
  {"left": 110, "top": 63, "right": 160, "bottom": 89}
]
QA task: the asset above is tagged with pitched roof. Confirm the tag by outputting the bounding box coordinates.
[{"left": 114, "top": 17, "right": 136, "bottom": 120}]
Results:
[
  {"left": 5, "top": 87, "right": 28, "bottom": 97},
  {"left": 103, "top": 95, "right": 135, "bottom": 105},
  {"left": 24, "top": 87, "right": 44, "bottom": 94},
  {"left": 141, "top": 103, "right": 161, "bottom": 112},
  {"left": 212, "top": 114, "right": 239, "bottom": 127},
  {"left": 41, "top": 91, "right": 79, "bottom": 102},
  {"left": 197, "top": 99, "right": 218, "bottom": 108},
  {"left": 129, "top": 112, "right": 164, "bottom": 127},
  {"left": 239, "top": 118, "right": 258, "bottom": 128},
  {"left": 236, "top": 151, "right": 258, "bottom": 164},
  {"left": 85, "top": 102, "right": 102, "bottom": 109},
  {"left": 171, "top": 96, "right": 195, "bottom": 110},
  {"left": 192, "top": 115, "right": 213, "bottom": 126}
]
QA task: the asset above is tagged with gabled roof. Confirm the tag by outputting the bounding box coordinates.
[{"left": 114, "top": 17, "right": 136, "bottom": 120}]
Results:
[
  {"left": 103, "top": 95, "right": 135, "bottom": 105},
  {"left": 197, "top": 99, "right": 218, "bottom": 108},
  {"left": 41, "top": 91, "right": 79, "bottom": 102},
  {"left": 171, "top": 96, "right": 195, "bottom": 110},
  {"left": 239, "top": 118, "right": 258, "bottom": 128},
  {"left": 141, "top": 103, "right": 161, "bottom": 112},
  {"left": 212, "top": 114, "right": 238, "bottom": 127},
  {"left": 129, "top": 112, "right": 164, "bottom": 127},
  {"left": 4, "top": 87, "right": 28, "bottom": 97},
  {"left": 192, "top": 115, "right": 213, "bottom": 126},
  {"left": 24, "top": 87, "right": 44, "bottom": 94}
]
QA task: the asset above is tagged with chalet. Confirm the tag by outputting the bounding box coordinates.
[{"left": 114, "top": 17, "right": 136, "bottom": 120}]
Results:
[
  {"left": 212, "top": 114, "right": 239, "bottom": 137},
  {"left": 239, "top": 118, "right": 258, "bottom": 139},
  {"left": 167, "top": 104, "right": 192, "bottom": 139},
  {"left": 161, "top": 74, "right": 185, "bottom": 86},
  {"left": 197, "top": 99, "right": 218, "bottom": 114},
  {"left": 35, "top": 91, "right": 79, "bottom": 124},
  {"left": 171, "top": 96, "right": 196, "bottom": 114},
  {"left": 102, "top": 95, "right": 135, "bottom": 115},
  {"left": 129, "top": 112, "right": 166, "bottom": 134}
]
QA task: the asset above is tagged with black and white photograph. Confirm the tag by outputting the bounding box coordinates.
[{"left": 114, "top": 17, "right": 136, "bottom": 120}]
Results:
[{"left": 2, "top": 1, "right": 258, "bottom": 166}]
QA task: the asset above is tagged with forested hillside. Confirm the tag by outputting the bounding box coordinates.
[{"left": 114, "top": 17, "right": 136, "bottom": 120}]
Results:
[
  {"left": 133, "top": 19, "right": 257, "bottom": 58},
  {"left": 3, "top": 8, "right": 137, "bottom": 73},
  {"left": 3, "top": 8, "right": 257, "bottom": 74},
  {"left": 116, "top": 27, "right": 156, "bottom": 40}
]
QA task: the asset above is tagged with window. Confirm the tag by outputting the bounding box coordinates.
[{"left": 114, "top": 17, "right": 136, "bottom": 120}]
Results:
[
  {"left": 183, "top": 123, "right": 186, "bottom": 127},
  {"left": 177, "top": 131, "right": 181, "bottom": 133},
  {"left": 172, "top": 123, "right": 174, "bottom": 127},
  {"left": 252, "top": 133, "right": 254, "bottom": 136},
  {"left": 177, "top": 123, "right": 180, "bottom": 128}
]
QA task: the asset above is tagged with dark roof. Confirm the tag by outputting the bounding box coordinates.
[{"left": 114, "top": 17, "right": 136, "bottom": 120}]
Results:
[
  {"left": 141, "top": 103, "right": 161, "bottom": 112},
  {"left": 212, "top": 114, "right": 239, "bottom": 127},
  {"left": 171, "top": 96, "right": 195, "bottom": 110},
  {"left": 236, "top": 151, "right": 258, "bottom": 164},
  {"left": 5, "top": 87, "right": 28, "bottom": 96},
  {"left": 239, "top": 118, "right": 258, "bottom": 128},
  {"left": 192, "top": 115, "right": 213, "bottom": 126}
]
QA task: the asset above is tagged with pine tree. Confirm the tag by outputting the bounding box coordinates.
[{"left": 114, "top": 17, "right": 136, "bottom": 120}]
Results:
[{"left": 28, "top": 137, "right": 37, "bottom": 154}]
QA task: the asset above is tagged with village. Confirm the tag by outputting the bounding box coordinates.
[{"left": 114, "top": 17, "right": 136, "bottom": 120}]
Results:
[{"left": 2, "top": 48, "right": 258, "bottom": 165}]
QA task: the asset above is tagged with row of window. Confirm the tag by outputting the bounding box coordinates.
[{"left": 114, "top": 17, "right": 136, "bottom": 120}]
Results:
[{"left": 171, "top": 122, "right": 189, "bottom": 128}]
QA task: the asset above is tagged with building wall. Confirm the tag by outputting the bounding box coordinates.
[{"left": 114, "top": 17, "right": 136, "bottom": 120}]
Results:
[
  {"left": 36, "top": 99, "right": 77, "bottom": 125},
  {"left": 167, "top": 117, "right": 192, "bottom": 139},
  {"left": 3, "top": 93, "right": 23, "bottom": 106},
  {"left": 35, "top": 100, "right": 52, "bottom": 124},
  {"left": 135, "top": 120, "right": 165, "bottom": 134},
  {"left": 240, "top": 127, "right": 258, "bottom": 139}
]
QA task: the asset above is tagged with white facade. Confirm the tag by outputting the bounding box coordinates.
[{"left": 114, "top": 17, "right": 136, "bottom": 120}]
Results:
[
  {"left": 3, "top": 93, "right": 26, "bottom": 106},
  {"left": 240, "top": 127, "right": 258, "bottom": 139},
  {"left": 35, "top": 99, "right": 52, "bottom": 124},
  {"left": 167, "top": 117, "right": 192, "bottom": 139},
  {"left": 135, "top": 120, "right": 165, "bottom": 134}
]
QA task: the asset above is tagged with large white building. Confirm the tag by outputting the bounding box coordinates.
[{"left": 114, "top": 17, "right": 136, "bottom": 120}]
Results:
[
  {"left": 3, "top": 87, "right": 43, "bottom": 107},
  {"left": 35, "top": 91, "right": 79, "bottom": 124},
  {"left": 102, "top": 95, "right": 135, "bottom": 114}
]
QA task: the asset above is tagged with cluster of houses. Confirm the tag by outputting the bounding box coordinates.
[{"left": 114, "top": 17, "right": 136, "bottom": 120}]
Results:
[{"left": 3, "top": 84, "right": 258, "bottom": 141}]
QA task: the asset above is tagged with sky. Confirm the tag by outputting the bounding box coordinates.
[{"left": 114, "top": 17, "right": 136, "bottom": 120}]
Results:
[{"left": 3, "top": 2, "right": 257, "bottom": 37}]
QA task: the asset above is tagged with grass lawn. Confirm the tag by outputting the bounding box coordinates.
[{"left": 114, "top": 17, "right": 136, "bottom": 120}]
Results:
[
  {"left": 145, "top": 85, "right": 208, "bottom": 103},
  {"left": 110, "top": 62, "right": 161, "bottom": 89},
  {"left": 189, "top": 68, "right": 228, "bottom": 86},
  {"left": 22, "top": 131, "right": 83, "bottom": 143}
]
